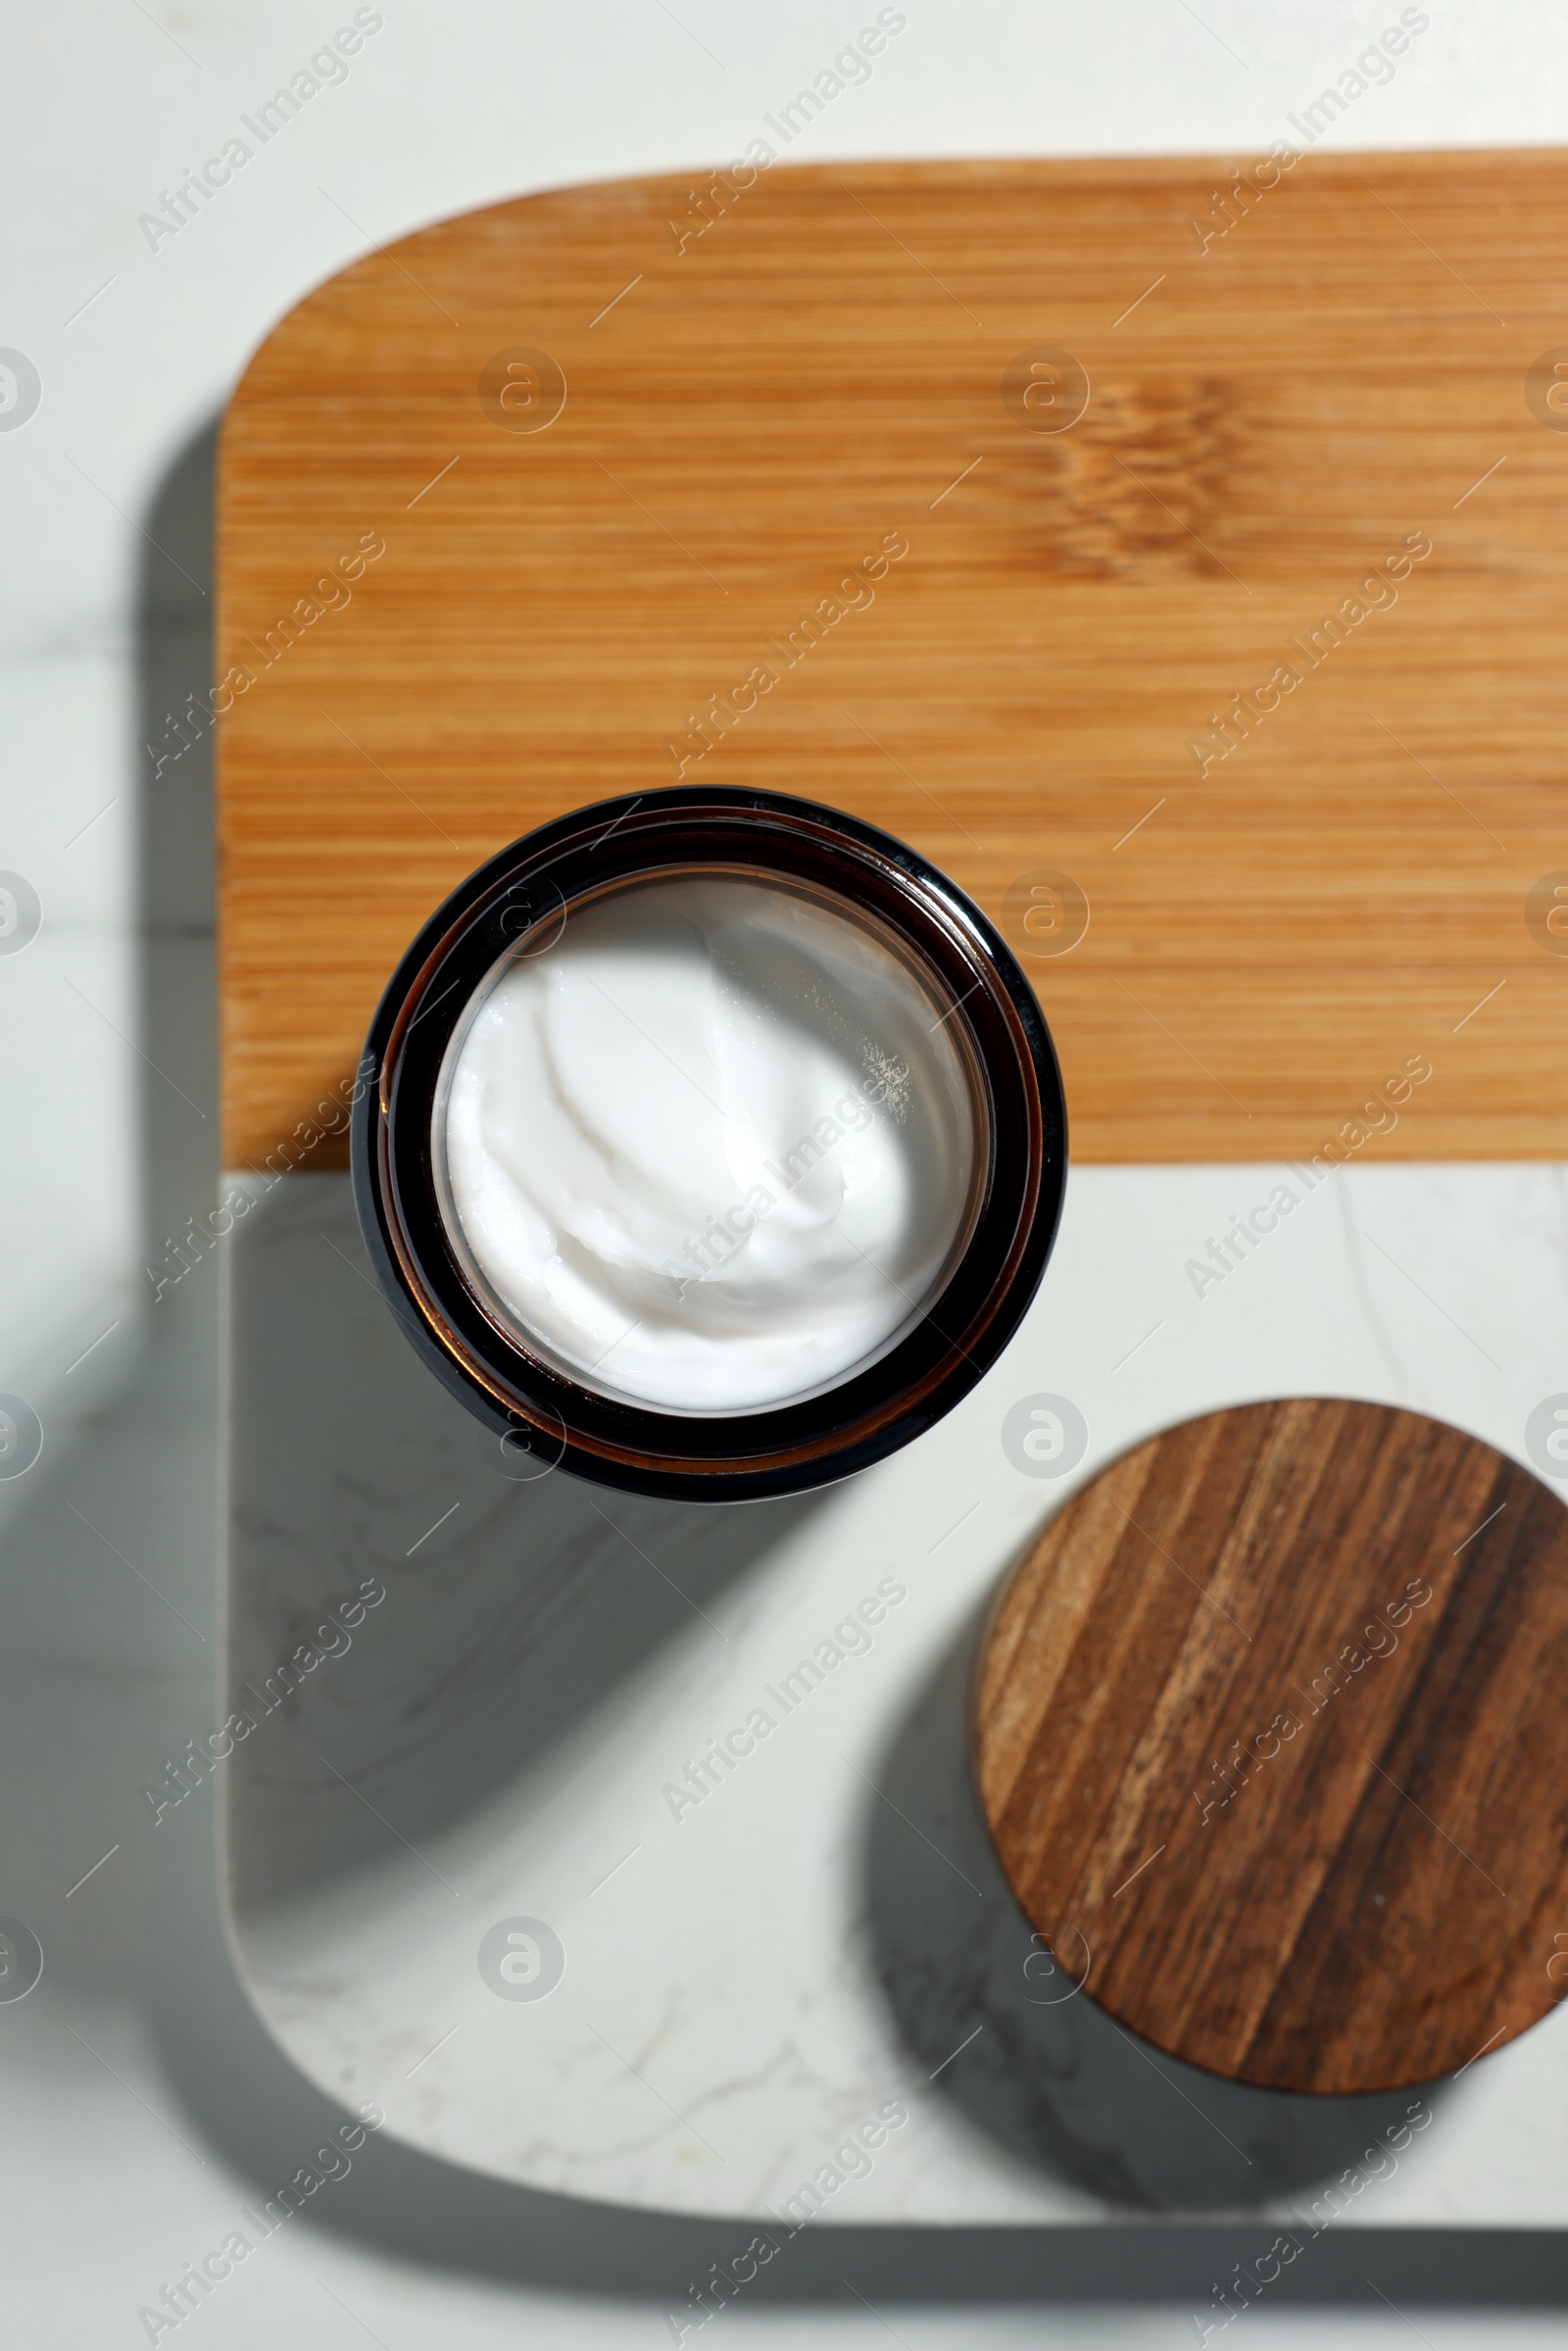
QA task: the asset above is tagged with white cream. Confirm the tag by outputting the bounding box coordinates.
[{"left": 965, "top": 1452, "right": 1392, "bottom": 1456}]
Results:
[{"left": 436, "top": 874, "right": 978, "bottom": 1413}]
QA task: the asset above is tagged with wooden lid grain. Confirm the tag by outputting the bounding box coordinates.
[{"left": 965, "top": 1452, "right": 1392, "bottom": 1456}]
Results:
[{"left": 974, "top": 1397, "right": 1568, "bottom": 2093}]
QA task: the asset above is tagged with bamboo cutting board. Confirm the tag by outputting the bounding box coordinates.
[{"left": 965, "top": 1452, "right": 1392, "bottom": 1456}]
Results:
[{"left": 217, "top": 151, "right": 1568, "bottom": 1171}]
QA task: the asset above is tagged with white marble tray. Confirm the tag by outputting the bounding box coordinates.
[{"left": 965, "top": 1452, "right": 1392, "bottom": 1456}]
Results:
[{"left": 220, "top": 1162, "right": 1568, "bottom": 2223}]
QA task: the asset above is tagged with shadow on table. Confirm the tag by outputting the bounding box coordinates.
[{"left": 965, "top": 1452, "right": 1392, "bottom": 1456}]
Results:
[{"left": 861, "top": 1593, "right": 1455, "bottom": 2211}]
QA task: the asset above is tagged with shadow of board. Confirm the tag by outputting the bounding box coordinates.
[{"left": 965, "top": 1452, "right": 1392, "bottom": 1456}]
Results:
[
  {"left": 135, "top": 416, "right": 1568, "bottom": 2325},
  {"left": 220, "top": 1170, "right": 833, "bottom": 1911},
  {"left": 147, "top": 1738, "right": 1568, "bottom": 2327},
  {"left": 138, "top": 416, "right": 221, "bottom": 1275}
]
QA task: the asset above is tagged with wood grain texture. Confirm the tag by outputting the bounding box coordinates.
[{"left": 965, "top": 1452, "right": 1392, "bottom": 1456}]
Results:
[
  {"left": 217, "top": 152, "right": 1568, "bottom": 1171},
  {"left": 974, "top": 1399, "right": 1568, "bottom": 2094}
]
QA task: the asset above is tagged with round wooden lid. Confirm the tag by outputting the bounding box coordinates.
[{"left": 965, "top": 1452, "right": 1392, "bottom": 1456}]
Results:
[{"left": 974, "top": 1397, "right": 1568, "bottom": 2094}]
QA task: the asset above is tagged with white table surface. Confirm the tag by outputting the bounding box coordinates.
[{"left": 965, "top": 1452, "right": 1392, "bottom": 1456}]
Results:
[{"left": 8, "top": 1, "right": 1568, "bottom": 2341}]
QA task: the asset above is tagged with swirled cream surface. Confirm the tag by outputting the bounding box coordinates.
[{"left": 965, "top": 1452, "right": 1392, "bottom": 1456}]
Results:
[{"left": 436, "top": 874, "right": 978, "bottom": 1412}]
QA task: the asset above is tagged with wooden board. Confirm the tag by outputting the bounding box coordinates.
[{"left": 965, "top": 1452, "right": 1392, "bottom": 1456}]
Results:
[
  {"left": 217, "top": 152, "right": 1568, "bottom": 1171},
  {"left": 973, "top": 1399, "right": 1568, "bottom": 2094}
]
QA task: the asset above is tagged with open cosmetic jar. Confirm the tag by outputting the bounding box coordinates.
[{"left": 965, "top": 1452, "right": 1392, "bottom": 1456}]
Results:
[{"left": 353, "top": 789, "right": 1066, "bottom": 1500}]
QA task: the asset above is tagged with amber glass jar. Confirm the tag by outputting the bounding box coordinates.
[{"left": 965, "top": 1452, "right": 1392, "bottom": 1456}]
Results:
[{"left": 353, "top": 788, "right": 1065, "bottom": 1500}]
